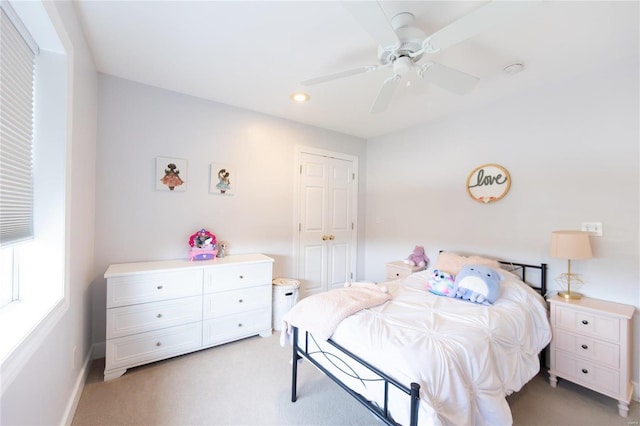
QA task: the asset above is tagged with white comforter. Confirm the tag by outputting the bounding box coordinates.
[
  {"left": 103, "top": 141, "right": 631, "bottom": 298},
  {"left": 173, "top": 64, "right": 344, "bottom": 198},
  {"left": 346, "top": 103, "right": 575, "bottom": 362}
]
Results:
[{"left": 317, "top": 270, "right": 551, "bottom": 426}]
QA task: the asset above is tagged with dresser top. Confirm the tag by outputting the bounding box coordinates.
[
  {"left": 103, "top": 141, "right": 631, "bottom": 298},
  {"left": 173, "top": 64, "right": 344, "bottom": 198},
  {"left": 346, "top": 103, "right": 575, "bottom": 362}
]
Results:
[
  {"left": 104, "top": 253, "right": 274, "bottom": 278},
  {"left": 548, "top": 294, "right": 635, "bottom": 319}
]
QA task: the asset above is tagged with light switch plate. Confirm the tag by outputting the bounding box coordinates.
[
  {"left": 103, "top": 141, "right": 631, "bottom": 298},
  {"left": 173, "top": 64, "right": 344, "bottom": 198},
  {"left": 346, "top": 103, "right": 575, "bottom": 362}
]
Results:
[{"left": 581, "top": 222, "right": 603, "bottom": 237}]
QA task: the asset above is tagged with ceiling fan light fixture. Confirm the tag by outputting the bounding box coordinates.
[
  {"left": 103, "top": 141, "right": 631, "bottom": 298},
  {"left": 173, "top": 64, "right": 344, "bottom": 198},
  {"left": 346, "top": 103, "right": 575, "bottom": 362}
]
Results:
[{"left": 290, "top": 92, "right": 310, "bottom": 103}]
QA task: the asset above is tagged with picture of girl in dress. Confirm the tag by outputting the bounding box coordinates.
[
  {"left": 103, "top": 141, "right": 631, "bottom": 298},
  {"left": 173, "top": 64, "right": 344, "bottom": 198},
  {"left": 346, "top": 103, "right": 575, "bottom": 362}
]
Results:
[
  {"left": 156, "top": 157, "right": 187, "bottom": 192},
  {"left": 210, "top": 163, "right": 235, "bottom": 195},
  {"left": 216, "top": 168, "right": 231, "bottom": 194}
]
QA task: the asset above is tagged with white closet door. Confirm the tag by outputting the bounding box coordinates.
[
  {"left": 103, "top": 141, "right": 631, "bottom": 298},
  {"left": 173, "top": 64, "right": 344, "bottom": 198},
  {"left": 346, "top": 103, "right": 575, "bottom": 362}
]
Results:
[{"left": 297, "top": 151, "right": 356, "bottom": 297}]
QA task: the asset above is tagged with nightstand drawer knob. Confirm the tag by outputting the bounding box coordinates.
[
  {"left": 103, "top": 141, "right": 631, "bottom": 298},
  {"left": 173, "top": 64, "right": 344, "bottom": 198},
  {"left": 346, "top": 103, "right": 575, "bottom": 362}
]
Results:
[
  {"left": 581, "top": 344, "right": 588, "bottom": 350},
  {"left": 581, "top": 320, "right": 589, "bottom": 325},
  {"left": 581, "top": 368, "right": 588, "bottom": 374},
  {"left": 395, "top": 273, "right": 400, "bottom": 277}
]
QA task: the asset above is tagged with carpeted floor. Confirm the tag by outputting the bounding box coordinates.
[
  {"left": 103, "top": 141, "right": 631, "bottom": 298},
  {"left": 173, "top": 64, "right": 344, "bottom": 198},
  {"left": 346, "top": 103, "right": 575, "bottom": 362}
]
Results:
[{"left": 72, "top": 334, "right": 639, "bottom": 425}]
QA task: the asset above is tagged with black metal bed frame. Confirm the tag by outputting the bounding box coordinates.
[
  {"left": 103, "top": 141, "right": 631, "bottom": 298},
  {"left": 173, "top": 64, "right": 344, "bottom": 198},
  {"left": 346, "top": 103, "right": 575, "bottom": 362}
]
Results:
[{"left": 290, "top": 260, "right": 547, "bottom": 426}]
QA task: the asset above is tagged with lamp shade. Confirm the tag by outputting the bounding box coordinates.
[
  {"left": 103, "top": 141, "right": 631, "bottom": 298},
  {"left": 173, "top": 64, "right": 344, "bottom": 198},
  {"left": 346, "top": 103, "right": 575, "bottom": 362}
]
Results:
[{"left": 550, "top": 230, "right": 592, "bottom": 260}]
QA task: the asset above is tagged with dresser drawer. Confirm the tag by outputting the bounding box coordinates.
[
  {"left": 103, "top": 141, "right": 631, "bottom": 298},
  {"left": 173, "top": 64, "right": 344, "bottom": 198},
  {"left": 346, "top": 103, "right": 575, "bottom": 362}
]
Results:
[
  {"left": 107, "top": 269, "right": 203, "bottom": 308},
  {"left": 555, "top": 305, "right": 620, "bottom": 342},
  {"left": 555, "top": 351, "right": 620, "bottom": 395},
  {"left": 204, "top": 262, "right": 271, "bottom": 292},
  {"left": 554, "top": 329, "right": 619, "bottom": 368},
  {"left": 107, "top": 296, "right": 203, "bottom": 339},
  {"left": 106, "top": 322, "right": 202, "bottom": 370},
  {"left": 202, "top": 308, "right": 270, "bottom": 346},
  {"left": 203, "top": 285, "right": 270, "bottom": 319}
]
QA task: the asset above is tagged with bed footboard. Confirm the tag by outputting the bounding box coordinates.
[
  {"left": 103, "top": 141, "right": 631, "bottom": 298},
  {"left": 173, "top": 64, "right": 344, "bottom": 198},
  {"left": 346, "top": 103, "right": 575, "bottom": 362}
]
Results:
[{"left": 291, "top": 326, "right": 420, "bottom": 426}]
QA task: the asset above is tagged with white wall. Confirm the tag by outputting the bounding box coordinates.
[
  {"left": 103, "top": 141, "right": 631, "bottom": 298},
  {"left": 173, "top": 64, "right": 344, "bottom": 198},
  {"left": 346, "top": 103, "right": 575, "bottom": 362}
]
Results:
[
  {"left": 0, "top": 1, "right": 97, "bottom": 425},
  {"left": 92, "top": 75, "right": 367, "bottom": 348},
  {"left": 365, "top": 54, "right": 639, "bottom": 394}
]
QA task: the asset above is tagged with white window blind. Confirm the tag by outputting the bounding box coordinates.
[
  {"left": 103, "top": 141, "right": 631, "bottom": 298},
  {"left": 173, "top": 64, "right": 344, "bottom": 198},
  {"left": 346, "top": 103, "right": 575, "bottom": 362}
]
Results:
[{"left": 0, "top": 3, "right": 37, "bottom": 246}]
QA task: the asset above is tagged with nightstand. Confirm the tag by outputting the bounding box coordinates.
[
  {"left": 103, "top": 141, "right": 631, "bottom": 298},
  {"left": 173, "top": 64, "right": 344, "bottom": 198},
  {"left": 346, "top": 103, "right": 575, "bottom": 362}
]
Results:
[
  {"left": 548, "top": 295, "right": 634, "bottom": 417},
  {"left": 385, "top": 260, "right": 425, "bottom": 281}
]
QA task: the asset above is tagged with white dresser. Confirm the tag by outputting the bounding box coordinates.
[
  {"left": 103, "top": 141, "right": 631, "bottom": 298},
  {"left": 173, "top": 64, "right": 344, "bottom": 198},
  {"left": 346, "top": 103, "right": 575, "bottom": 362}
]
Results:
[
  {"left": 104, "top": 253, "right": 274, "bottom": 381},
  {"left": 548, "top": 295, "right": 634, "bottom": 417}
]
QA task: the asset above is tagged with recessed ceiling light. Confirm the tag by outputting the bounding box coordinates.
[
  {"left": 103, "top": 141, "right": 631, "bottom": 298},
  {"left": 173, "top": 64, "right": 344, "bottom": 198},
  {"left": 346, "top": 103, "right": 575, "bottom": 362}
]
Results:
[
  {"left": 503, "top": 63, "right": 525, "bottom": 75},
  {"left": 290, "top": 92, "right": 310, "bottom": 103}
]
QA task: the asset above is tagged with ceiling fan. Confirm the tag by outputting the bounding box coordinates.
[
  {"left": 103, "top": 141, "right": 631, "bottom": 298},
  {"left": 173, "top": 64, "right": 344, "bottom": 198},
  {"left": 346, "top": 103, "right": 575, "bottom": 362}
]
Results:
[{"left": 301, "top": 1, "right": 535, "bottom": 113}]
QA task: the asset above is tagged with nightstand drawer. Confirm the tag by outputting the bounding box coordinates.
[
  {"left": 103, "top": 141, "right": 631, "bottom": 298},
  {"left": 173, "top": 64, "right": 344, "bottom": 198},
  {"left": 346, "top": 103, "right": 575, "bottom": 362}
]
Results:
[
  {"left": 555, "top": 305, "right": 620, "bottom": 342},
  {"left": 555, "top": 351, "right": 619, "bottom": 395},
  {"left": 554, "top": 329, "right": 619, "bottom": 368},
  {"left": 385, "top": 261, "right": 424, "bottom": 281}
]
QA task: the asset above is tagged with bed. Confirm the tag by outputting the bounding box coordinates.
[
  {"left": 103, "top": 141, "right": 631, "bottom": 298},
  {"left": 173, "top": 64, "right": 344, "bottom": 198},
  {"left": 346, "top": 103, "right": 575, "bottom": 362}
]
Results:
[{"left": 283, "top": 255, "right": 552, "bottom": 426}]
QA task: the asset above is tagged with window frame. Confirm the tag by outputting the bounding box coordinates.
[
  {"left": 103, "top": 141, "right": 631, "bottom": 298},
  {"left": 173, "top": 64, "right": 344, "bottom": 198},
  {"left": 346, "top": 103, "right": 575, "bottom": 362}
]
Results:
[{"left": 0, "top": 0, "right": 71, "bottom": 395}]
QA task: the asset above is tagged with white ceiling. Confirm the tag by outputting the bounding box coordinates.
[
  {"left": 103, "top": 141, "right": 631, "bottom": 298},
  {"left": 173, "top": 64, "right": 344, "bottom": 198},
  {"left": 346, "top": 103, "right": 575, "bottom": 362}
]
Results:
[{"left": 73, "top": 1, "right": 638, "bottom": 139}]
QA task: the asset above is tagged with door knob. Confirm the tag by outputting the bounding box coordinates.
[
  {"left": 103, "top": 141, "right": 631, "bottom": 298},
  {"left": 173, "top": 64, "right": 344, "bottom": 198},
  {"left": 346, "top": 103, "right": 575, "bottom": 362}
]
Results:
[
  {"left": 322, "top": 235, "right": 328, "bottom": 240},
  {"left": 329, "top": 235, "right": 335, "bottom": 240}
]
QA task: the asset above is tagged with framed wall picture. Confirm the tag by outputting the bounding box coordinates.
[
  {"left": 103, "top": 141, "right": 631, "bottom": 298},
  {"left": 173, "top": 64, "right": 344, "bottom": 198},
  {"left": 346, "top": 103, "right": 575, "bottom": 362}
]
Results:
[
  {"left": 466, "top": 163, "right": 511, "bottom": 203},
  {"left": 156, "top": 157, "right": 187, "bottom": 192},
  {"left": 210, "top": 163, "right": 235, "bottom": 195}
]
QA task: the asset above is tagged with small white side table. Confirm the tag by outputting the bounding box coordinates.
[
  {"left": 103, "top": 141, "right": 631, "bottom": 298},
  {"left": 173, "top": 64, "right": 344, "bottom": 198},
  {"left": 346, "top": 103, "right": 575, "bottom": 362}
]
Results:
[
  {"left": 548, "top": 295, "right": 634, "bottom": 417},
  {"left": 385, "top": 260, "right": 425, "bottom": 281}
]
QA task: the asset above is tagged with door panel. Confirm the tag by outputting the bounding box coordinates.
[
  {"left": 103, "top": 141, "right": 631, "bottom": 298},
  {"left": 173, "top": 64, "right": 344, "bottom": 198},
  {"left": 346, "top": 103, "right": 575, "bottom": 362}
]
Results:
[
  {"left": 328, "top": 242, "right": 349, "bottom": 290},
  {"left": 297, "top": 152, "right": 356, "bottom": 297},
  {"left": 304, "top": 186, "right": 324, "bottom": 231}
]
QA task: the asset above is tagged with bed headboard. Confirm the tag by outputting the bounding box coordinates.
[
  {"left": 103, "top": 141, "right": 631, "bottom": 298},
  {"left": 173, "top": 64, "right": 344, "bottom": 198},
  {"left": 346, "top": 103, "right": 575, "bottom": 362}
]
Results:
[
  {"left": 497, "top": 260, "right": 547, "bottom": 297},
  {"left": 437, "top": 250, "right": 547, "bottom": 297}
]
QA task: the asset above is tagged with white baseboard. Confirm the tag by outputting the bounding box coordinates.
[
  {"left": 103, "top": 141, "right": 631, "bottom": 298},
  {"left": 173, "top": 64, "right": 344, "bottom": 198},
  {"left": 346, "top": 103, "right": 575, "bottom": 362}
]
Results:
[{"left": 61, "top": 345, "right": 93, "bottom": 426}]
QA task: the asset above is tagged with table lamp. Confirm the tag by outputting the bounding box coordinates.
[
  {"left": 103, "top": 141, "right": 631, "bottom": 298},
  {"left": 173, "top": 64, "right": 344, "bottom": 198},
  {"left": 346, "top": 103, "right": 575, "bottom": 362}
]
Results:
[{"left": 550, "top": 230, "right": 592, "bottom": 299}]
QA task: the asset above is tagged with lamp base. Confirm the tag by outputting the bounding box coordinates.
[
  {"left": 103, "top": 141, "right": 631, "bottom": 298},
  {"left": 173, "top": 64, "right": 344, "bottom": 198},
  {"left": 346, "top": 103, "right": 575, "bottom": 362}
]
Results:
[{"left": 558, "top": 290, "right": 583, "bottom": 300}]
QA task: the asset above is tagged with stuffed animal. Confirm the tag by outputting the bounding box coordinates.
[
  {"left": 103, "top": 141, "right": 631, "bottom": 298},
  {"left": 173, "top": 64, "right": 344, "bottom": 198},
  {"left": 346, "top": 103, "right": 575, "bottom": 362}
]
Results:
[
  {"left": 426, "top": 269, "right": 456, "bottom": 297},
  {"left": 404, "top": 246, "right": 429, "bottom": 268},
  {"left": 453, "top": 265, "right": 503, "bottom": 305}
]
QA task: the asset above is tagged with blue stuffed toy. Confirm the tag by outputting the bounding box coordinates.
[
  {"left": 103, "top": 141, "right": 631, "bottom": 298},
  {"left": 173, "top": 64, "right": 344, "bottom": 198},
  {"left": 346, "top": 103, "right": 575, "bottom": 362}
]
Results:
[
  {"left": 453, "top": 265, "right": 503, "bottom": 305},
  {"left": 426, "top": 269, "right": 456, "bottom": 297}
]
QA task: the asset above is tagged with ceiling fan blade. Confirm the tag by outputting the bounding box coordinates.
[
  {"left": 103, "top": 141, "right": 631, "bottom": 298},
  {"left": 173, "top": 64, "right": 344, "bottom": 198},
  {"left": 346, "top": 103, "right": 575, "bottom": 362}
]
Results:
[
  {"left": 370, "top": 75, "right": 400, "bottom": 114},
  {"left": 419, "top": 62, "right": 479, "bottom": 95},
  {"left": 423, "top": 0, "right": 538, "bottom": 53},
  {"left": 342, "top": 0, "right": 399, "bottom": 48},
  {"left": 301, "top": 65, "right": 379, "bottom": 86}
]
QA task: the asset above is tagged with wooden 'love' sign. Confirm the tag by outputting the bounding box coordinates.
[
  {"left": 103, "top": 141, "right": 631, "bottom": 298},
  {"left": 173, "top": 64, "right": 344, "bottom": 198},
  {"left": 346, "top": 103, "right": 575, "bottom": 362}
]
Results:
[{"left": 466, "top": 164, "right": 511, "bottom": 204}]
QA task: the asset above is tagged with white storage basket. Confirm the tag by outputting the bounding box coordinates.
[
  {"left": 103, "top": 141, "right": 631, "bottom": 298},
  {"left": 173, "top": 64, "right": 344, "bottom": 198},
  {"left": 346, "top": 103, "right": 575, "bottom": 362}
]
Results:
[{"left": 272, "top": 278, "right": 300, "bottom": 331}]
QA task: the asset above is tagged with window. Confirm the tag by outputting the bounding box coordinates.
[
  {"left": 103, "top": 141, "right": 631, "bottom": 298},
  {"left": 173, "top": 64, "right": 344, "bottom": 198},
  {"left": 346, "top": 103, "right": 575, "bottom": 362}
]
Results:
[
  {"left": 0, "top": 2, "right": 37, "bottom": 308},
  {"left": 0, "top": 0, "right": 68, "bottom": 390}
]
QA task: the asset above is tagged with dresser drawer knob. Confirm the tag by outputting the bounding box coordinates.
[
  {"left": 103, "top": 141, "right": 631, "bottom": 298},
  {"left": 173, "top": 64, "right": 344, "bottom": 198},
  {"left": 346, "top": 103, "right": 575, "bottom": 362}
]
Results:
[
  {"left": 581, "top": 344, "right": 588, "bottom": 350},
  {"left": 238, "top": 323, "right": 243, "bottom": 327},
  {"left": 239, "top": 275, "right": 244, "bottom": 279},
  {"left": 395, "top": 273, "right": 400, "bottom": 277},
  {"left": 156, "top": 342, "right": 162, "bottom": 347},
  {"left": 581, "top": 319, "right": 589, "bottom": 325},
  {"left": 581, "top": 368, "right": 588, "bottom": 374},
  {"left": 157, "top": 285, "right": 163, "bottom": 290},
  {"left": 238, "top": 299, "right": 244, "bottom": 303},
  {"left": 157, "top": 313, "right": 163, "bottom": 318}
]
